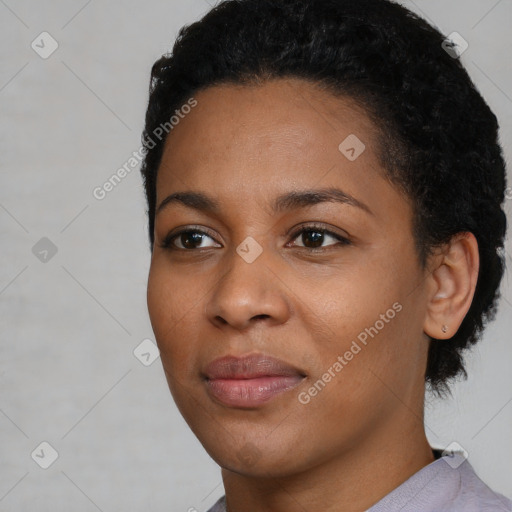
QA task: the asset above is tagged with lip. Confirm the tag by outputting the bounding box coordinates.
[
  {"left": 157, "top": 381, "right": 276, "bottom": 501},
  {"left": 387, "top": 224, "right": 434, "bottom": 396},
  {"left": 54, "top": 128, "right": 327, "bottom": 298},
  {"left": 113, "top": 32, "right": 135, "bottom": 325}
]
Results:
[{"left": 203, "top": 353, "right": 306, "bottom": 408}]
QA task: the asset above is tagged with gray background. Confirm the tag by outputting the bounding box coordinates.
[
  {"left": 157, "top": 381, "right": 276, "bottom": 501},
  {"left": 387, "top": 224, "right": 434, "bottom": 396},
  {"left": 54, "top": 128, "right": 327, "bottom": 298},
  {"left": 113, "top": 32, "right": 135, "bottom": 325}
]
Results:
[{"left": 0, "top": 1, "right": 511, "bottom": 510}]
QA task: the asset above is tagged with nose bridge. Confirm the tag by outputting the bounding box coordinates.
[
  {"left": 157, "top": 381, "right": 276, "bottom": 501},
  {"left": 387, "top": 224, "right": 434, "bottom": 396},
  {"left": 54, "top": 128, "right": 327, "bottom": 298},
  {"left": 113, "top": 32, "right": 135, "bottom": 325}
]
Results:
[{"left": 205, "top": 238, "right": 290, "bottom": 330}]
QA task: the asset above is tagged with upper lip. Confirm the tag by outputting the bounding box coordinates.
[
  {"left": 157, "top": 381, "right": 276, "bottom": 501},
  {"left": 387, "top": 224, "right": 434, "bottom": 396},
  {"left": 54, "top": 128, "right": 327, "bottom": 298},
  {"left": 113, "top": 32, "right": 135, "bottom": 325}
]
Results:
[{"left": 203, "top": 353, "right": 306, "bottom": 380}]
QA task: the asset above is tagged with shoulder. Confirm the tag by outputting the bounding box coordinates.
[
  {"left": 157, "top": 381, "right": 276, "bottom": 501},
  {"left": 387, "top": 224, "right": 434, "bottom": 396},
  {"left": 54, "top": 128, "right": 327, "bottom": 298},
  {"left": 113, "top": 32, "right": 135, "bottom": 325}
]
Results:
[
  {"left": 205, "top": 456, "right": 512, "bottom": 512},
  {"left": 369, "top": 453, "right": 512, "bottom": 512},
  {"left": 454, "top": 458, "right": 512, "bottom": 511}
]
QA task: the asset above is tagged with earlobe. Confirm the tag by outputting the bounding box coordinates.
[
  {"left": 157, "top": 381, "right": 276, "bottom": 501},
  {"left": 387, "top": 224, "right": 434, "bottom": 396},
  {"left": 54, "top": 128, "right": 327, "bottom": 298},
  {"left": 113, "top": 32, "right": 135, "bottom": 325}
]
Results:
[{"left": 423, "top": 232, "right": 479, "bottom": 340}]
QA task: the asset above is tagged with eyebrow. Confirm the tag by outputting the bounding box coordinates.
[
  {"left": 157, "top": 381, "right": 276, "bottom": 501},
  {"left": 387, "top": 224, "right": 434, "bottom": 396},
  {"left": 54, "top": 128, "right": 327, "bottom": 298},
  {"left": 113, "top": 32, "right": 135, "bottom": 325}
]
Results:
[{"left": 155, "top": 187, "right": 373, "bottom": 216}]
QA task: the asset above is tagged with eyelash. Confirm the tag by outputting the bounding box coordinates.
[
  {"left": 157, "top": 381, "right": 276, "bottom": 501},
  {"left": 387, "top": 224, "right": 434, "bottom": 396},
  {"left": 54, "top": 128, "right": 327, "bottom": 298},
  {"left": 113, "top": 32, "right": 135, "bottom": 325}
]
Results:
[{"left": 159, "top": 223, "right": 351, "bottom": 252}]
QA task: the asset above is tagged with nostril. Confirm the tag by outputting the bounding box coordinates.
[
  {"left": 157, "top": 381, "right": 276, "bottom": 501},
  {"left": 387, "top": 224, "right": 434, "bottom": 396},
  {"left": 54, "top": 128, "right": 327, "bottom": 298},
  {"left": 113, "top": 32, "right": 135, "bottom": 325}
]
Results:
[{"left": 252, "top": 314, "right": 270, "bottom": 321}]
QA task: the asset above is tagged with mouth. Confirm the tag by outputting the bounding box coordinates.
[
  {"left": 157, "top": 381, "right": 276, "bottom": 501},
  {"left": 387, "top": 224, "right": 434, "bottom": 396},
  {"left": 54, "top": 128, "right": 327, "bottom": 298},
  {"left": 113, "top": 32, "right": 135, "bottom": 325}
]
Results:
[{"left": 202, "top": 353, "right": 307, "bottom": 408}]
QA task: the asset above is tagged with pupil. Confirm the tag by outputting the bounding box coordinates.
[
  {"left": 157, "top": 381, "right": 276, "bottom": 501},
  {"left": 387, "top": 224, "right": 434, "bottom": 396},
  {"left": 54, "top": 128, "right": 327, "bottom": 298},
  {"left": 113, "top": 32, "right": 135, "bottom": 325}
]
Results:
[
  {"left": 183, "top": 233, "right": 203, "bottom": 249},
  {"left": 303, "top": 230, "right": 323, "bottom": 248}
]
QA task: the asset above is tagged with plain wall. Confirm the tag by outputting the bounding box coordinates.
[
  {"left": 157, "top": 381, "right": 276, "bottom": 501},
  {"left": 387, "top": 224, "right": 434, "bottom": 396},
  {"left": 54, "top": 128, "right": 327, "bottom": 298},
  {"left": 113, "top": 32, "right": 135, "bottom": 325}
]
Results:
[{"left": 1, "top": 1, "right": 511, "bottom": 510}]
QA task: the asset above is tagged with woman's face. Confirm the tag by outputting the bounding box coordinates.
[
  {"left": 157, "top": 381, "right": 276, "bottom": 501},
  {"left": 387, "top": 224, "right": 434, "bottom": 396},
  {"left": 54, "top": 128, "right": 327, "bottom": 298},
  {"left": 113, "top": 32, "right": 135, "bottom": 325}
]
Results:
[{"left": 147, "top": 78, "right": 432, "bottom": 477}]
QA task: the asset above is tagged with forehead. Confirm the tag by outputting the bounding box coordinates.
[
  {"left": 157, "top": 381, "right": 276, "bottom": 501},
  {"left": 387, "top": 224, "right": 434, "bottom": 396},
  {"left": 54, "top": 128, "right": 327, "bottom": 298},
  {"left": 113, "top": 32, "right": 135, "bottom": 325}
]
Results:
[
  {"left": 161, "top": 79, "right": 378, "bottom": 159},
  {"left": 154, "top": 78, "right": 403, "bottom": 218}
]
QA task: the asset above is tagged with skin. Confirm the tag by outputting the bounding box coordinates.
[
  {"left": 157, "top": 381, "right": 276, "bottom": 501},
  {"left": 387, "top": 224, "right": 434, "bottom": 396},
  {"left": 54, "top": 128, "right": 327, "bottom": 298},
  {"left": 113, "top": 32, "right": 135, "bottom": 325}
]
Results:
[{"left": 146, "top": 78, "right": 479, "bottom": 512}]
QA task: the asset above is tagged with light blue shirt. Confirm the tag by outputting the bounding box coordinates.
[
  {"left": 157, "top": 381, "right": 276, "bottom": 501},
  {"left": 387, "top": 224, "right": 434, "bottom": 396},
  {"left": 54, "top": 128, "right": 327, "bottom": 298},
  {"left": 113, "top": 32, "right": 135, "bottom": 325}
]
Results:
[{"left": 206, "top": 450, "right": 512, "bottom": 511}]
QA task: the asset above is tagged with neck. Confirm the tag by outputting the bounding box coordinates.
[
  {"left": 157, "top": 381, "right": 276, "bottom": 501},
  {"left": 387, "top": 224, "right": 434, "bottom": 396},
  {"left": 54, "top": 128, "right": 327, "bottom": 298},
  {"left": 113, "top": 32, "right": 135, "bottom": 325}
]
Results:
[{"left": 221, "top": 412, "right": 435, "bottom": 512}]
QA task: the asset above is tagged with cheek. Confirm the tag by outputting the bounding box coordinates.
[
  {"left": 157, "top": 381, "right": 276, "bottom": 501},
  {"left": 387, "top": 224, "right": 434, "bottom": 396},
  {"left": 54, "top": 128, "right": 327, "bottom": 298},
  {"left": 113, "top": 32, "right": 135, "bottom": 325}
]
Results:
[
  {"left": 301, "top": 253, "right": 422, "bottom": 398},
  {"left": 146, "top": 260, "right": 201, "bottom": 371},
  {"left": 302, "top": 261, "right": 399, "bottom": 345},
  {"left": 296, "top": 304, "right": 416, "bottom": 447}
]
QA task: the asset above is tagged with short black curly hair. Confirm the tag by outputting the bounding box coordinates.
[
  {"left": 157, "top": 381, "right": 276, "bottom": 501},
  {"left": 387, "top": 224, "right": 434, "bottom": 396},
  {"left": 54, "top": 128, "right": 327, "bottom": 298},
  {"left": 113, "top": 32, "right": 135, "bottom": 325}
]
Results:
[{"left": 139, "top": 0, "right": 507, "bottom": 396}]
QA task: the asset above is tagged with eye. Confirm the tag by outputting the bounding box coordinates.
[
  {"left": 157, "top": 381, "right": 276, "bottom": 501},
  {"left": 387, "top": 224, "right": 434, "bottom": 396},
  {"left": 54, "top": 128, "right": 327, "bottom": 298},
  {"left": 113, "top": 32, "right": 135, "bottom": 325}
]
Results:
[
  {"left": 159, "top": 223, "right": 351, "bottom": 252},
  {"left": 287, "top": 224, "right": 351, "bottom": 250},
  {"left": 159, "top": 228, "right": 220, "bottom": 250}
]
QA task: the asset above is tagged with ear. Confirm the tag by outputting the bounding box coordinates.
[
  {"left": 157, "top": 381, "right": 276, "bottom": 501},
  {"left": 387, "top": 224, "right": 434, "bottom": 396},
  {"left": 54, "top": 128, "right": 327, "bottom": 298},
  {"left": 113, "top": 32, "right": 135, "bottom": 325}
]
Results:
[{"left": 423, "top": 232, "right": 479, "bottom": 340}]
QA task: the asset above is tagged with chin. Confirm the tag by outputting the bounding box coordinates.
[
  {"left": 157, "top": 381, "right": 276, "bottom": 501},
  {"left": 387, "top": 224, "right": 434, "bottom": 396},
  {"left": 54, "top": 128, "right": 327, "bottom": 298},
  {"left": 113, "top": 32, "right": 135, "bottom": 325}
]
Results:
[{"left": 199, "top": 430, "right": 315, "bottom": 479}]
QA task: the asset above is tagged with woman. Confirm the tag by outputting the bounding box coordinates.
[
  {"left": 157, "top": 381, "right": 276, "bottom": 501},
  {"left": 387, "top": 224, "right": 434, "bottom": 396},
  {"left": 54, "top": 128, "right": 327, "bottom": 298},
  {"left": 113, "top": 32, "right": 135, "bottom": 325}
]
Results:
[{"left": 139, "top": 0, "right": 512, "bottom": 510}]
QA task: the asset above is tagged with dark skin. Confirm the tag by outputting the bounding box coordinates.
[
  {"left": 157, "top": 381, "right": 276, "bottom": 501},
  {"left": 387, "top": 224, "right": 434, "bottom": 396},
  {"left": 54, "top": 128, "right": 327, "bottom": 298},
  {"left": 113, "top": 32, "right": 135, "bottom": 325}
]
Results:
[{"left": 146, "top": 78, "right": 479, "bottom": 512}]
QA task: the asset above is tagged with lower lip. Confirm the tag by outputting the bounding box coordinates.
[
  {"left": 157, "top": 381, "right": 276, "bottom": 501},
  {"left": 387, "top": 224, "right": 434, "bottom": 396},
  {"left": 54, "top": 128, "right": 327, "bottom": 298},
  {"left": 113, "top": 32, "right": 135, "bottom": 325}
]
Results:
[{"left": 205, "top": 375, "right": 304, "bottom": 408}]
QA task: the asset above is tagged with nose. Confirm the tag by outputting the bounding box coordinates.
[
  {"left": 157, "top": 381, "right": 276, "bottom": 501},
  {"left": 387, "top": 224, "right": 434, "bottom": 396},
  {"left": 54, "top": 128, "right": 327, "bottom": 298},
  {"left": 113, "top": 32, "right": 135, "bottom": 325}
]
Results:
[{"left": 205, "top": 245, "right": 291, "bottom": 331}]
